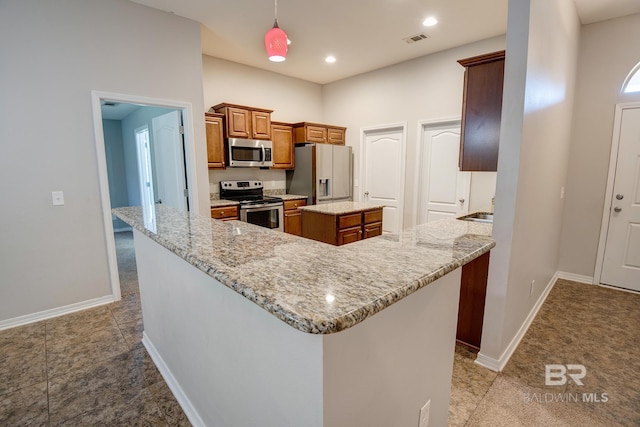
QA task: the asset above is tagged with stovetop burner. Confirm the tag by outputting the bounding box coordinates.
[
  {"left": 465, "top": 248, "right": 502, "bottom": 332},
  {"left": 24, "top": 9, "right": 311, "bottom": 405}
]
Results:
[{"left": 220, "top": 180, "right": 283, "bottom": 206}]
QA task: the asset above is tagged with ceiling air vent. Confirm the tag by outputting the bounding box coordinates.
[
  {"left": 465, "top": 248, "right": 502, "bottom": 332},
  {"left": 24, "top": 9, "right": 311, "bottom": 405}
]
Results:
[{"left": 403, "top": 33, "right": 429, "bottom": 44}]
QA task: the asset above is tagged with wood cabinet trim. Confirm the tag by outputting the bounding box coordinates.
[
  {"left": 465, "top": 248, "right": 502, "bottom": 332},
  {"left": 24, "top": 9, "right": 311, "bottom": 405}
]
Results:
[
  {"left": 457, "top": 50, "right": 505, "bottom": 67},
  {"left": 210, "top": 103, "right": 273, "bottom": 114}
]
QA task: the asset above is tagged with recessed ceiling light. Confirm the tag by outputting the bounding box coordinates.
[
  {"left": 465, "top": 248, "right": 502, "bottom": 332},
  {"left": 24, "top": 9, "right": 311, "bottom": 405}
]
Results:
[
  {"left": 422, "top": 17, "right": 438, "bottom": 27},
  {"left": 325, "top": 56, "right": 336, "bottom": 63}
]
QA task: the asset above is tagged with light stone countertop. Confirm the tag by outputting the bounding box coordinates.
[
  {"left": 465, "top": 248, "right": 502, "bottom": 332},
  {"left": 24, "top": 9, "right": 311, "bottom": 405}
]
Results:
[
  {"left": 280, "top": 194, "right": 307, "bottom": 201},
  {"left": 113, "top": 205, "right": 494, "bottom": 335},
  {"left": 210, "top": 199, "right": 239, "bottom": 208},
  {"left": 298, "top": 201, "right": 386, "bottom": 215}
]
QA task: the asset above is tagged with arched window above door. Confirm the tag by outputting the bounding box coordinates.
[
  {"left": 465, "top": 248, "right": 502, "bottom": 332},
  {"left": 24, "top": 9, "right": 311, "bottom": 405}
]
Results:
[{"left": 622, "top": 62, "right": 640, "bottom": 93}]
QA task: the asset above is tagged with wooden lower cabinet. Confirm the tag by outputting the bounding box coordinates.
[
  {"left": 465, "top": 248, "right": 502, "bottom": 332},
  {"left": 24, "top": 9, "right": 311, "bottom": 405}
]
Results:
[
  {"left": 210, "top": 205, "right": 239, "bottom": 221},
  {"left": 283, "top": 199, "right": 306, "bottom": 236},
  {"left": 456, "top": 251, "right": 490, "bottom": 352},
  {"left": 301, "top": 208, "right": 383, "bottom": 246}
]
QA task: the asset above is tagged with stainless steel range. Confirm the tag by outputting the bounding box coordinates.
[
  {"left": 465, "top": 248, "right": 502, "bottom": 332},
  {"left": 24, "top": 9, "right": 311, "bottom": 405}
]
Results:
[{"left": 220, "top": 180, "right": 284, "bottom": 231}]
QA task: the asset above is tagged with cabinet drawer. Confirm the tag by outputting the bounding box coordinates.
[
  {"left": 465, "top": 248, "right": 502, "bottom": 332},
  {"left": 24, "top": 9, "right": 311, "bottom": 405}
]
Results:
[
  {"left": 210, "top": 205, "right": 238, "bottom": 220},
  {"left": 363, "top": 209, "right": 382, "bottom": 224},
  {"left": 363, "top": 222, "right": 382, "bottom": 239},
  {"left": 338, "top": 213, "right": 362, "bottom": 229},
  {"left": 338, "top": 225, "right": 362, "bottom": 246},
  {"left": 284, "top": 199, "right": 306, "bottom": 211}
]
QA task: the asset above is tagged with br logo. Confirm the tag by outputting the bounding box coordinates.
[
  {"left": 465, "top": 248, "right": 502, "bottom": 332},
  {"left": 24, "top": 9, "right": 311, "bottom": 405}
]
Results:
[{"left": 545, "top": 364, "right": 586, "bottom": 386}]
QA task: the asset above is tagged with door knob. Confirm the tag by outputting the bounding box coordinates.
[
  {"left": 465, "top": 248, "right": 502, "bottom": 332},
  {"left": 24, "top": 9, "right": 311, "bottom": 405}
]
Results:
[
  {"left": 364, "top": 191, "right": 369, "bottom": 199},
  {"left": 459, "top": 198, "right": 465, "bottom": 204},
  {"left": 616, "top": 194, "right": 624, "bottom": 200},
  {"left": 614, "top": 207, "right": 622, "bottom": 213}
]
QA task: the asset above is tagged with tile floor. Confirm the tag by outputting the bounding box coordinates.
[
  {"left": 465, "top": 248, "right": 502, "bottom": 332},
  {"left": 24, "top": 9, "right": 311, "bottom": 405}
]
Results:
[
  {"left": 2, "top": 231, "right": 639, "bottom": 426},
  {"left": 449, "top": 278, "right": 640, "bottom": 426},
  {"left": 0, "top": 232, "right": 190, "bottom": 426}
]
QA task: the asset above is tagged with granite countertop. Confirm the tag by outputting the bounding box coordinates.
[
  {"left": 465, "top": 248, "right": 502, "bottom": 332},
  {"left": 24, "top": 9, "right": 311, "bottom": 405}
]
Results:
[
  {"left": 113, "top": 205, "right": 494, "bottom": 335},
  {"left": 210, "top": 199, "right": 239, "bottom": 208},
  {"left": 280, "top": 194, "right": 307, "bottom": 201},
  {"left": 298, "top": 201, "right": 386, "bottom": 215}
]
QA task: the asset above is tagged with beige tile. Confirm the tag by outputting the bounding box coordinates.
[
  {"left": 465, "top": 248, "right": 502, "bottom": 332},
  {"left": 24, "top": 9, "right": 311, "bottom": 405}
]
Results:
[
  {"left": 46, "top": 322, "right": 129, "bottom": 379},
  {"left": 45, "top": 305, "right": 118, "bottom": 341},
  {"left": 0, "top": 323, "right": 46, "bottom": 396},
  {"left": 110, "top": 292, "right": 143, "bottom": 325},
  {"left": 149, "top": 380, "right": 192, "bottom": 427},
  {"left": 48, "top": 349, "right": 148, "bottom": 425},
  {"left": 118, "top": 317, "right": 145, "bottom": 350},
  {"left": 0, "top": 381, "right": 48, "bottom": 427},
  {"left": 55, "top": 388, "right": 167, "bottom": 427}
]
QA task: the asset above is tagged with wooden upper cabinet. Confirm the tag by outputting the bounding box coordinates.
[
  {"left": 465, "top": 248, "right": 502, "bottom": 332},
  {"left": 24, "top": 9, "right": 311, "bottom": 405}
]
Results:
[
  {"left": 271, "top": 122, "right": 294, "bottom": 170},
  {"left": 251, "top": 110, "right": 272, "bottom": 140},
  {"left": 458, "top": 50, "right": 505, "bottom": 172},
  {"left": 211, "top": 103, "right": 273, "bottom": 140},
  {"left": 327, "top": 127, "right": 346, "bottom": 145},
  {"left": 292, "top": 122, "right": 346, "bottom": 145},
  {"left": 205, "top": 112, "right": 225, "bottom": 169}
]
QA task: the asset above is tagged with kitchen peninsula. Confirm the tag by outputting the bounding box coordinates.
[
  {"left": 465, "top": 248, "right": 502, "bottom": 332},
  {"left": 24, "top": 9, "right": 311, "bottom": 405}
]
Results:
[{"left": 113, "top": 205, "right": 494, "bottom": 427}]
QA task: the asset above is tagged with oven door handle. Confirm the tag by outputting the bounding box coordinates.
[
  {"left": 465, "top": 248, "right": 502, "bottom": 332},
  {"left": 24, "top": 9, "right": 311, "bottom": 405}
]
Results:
[{"left": 241, "top": 202, "right": 283, "bottom": 211}]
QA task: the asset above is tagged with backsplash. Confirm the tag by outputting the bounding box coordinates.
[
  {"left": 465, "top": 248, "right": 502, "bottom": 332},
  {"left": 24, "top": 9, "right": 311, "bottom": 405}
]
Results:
[{"left": 209, "top": 169, "right": 286, "bottom": 201}]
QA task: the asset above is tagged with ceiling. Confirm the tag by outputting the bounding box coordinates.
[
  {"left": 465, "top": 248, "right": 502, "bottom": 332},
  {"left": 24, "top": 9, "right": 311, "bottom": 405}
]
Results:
[{"left": 130, "top": 0, "right": 640, "bottom": 85}]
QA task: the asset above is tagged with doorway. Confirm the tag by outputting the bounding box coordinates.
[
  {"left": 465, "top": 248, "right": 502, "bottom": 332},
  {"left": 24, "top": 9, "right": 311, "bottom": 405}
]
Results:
[
  {"left": 360, "top": 124, "right": 407, "bottom": 234},
  {"left": 92, "top": 91, "right": 198, "bottom": 301},
  {"left": 415, "top": 120, "right": 470, "bottom": 225},
  {"left": 596, "top": 102, "right": 640, "bottom": 292}
]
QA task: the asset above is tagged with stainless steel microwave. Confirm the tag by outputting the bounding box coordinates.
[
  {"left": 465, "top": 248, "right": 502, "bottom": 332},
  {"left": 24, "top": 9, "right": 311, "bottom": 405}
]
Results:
[{"left": 228, "top": 138, "right": 273, "bottom": 167}]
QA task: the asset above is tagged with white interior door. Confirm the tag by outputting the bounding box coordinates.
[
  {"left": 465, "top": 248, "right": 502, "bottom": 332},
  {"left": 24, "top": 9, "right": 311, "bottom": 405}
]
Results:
[
  {"left": 152, "top": 110, "right": 187, "bottom": 211},
  {"left": 418, "top": 123, "right": 470, "bottom": 224},
  {"left": 601, "top": 106, "right": 640, "bottom": 291},
  {"left": 362, "top": 126, "right": 405, "bottom": 233}
]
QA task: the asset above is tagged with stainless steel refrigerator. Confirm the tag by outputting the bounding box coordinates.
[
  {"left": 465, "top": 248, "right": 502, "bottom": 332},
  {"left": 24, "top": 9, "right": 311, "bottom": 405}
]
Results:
[{"left": 286, "top": 143, "right": 353, "bottom": 205}]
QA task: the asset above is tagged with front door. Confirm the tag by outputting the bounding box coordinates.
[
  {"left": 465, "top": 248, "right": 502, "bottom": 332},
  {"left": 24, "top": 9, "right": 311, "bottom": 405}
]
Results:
[
  {"left": 361, "top": 126, "right": 405, "bottom": 233},
  {"left": 418, "top": 122, "right": 470, "bottom": 224},
  {"left": 600, "top": 106, "right": 640, "bottom": 291}
]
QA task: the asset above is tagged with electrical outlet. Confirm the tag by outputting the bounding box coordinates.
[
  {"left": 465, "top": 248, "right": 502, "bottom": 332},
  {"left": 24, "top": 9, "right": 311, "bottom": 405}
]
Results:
[
  {"left": 530, "top": 280, "right": 536, "bottom": 297},
  {"left": 52, "top": 191, "right": 65, "bottom": 206},
  {"left": 419, "top": 400, "right": 430, "bottom": 427}
]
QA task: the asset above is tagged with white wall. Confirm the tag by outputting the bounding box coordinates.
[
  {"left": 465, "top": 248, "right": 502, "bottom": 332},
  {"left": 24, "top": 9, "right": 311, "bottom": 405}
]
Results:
[
  {"left": 479, "top": 0, "right": 580, "bottom": 365},
  {"left": 559, "top": 13, "right": 640, "bottom": 277},
  {"left": 0, "top": 0, "right": 205, "bottom": 322},
  {"left": 322, "top": 36, "right": 506, "bottom": 227},
  {"left": 469, "top": 172, "right": 497, "bottom": 213}
]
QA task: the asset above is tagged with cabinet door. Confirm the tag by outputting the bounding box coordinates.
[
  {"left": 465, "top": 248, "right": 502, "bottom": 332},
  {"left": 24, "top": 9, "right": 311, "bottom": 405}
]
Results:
[
  {"left": 363, "top": 222, "right": 382, "bottom": 239},
  {"left": 306, "top": 125, "right": 327, "bottom": 143},
  {"left": 459, "top": 53, "right": 504, "bottom": 172},
  {"left": 251, "top": 110, "right": 272, "bottom": 140},
  {"left": 205, "top": 114, "right": 225, "bottom": 169},
  {"left": 327, "top": 127, "right": 346, "bottom": 145},
  {"left": 456, "top": 251, "right": 490, "bottom": 351},
  {"left": 271, "top": 124, "right": 294, "bottom": 169},
  {"left": 338, "top": 225, "right": 362, "bottom": 246},
  {"left": 226, "top": 107, "right": 251, "bottom": 139},
  {"left": 284, "top": 209, "right": 302, "bottom": 236}
]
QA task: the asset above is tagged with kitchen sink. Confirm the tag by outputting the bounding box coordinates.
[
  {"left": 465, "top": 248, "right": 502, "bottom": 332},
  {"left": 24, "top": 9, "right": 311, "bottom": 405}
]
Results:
[{"left": 458, "top": 212, "right": 494, "bottom": 223}]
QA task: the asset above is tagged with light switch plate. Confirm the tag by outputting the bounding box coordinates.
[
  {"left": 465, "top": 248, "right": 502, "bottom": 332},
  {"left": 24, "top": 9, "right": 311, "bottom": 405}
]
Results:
[{"left": 52, "top": 191, "right": 65, "bottom": 206}]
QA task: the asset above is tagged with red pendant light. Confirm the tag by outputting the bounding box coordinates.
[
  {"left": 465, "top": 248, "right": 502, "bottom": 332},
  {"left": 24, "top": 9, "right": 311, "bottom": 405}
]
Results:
[{"left": 265, "top": 0, "right": 288, "bottom": 62}]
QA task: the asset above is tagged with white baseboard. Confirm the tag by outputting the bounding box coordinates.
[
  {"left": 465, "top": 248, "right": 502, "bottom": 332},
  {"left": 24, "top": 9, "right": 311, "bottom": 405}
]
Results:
[
  {"left": 556, "top": 271, "right": 594, "bottom": 284},
  {"left": 0, "top": 295, "right": 115, "bottom": 331},
  {"left": 142, "top": 332, "right": 205, "bottom": 427},
  {"left": 475, "top": 272, "right": 560, "bottom": 372}
]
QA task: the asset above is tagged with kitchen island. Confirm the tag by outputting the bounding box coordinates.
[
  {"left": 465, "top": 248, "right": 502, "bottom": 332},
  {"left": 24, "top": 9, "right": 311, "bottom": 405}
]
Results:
[
  {"left": 113, "top": 205, "right": 494, "bottom": 427},
  {"left": 299, "top": 201, "right": 385, "bottom": 245}
]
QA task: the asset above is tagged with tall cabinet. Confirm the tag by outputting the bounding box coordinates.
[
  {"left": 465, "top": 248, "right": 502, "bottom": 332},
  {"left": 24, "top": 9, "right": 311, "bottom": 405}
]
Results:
[{"left": 458, "top": 50, "right": 505, "bottom": 172}]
